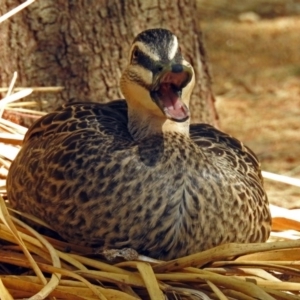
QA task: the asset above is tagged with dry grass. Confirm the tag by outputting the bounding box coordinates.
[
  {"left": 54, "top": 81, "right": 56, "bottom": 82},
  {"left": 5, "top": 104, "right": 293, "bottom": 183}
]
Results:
[{"left": 0, "top": 192, "right": 300, "bottom": 299}]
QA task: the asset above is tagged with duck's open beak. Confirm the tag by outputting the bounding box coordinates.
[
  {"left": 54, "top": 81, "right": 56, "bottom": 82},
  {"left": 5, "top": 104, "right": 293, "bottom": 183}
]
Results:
[{"left": 150, "top": 63, "right": 193, "bottom": 122}]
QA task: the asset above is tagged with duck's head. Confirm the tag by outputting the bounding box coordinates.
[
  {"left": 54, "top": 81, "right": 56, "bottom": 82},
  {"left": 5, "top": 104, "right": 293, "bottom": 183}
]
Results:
[{"left": 120, "top": 28, "right": 195, "bottom": 128}]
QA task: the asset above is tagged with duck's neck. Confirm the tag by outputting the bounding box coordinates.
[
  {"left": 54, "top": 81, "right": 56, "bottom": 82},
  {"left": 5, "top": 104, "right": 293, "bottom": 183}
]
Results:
[{"left": 127, "top": 107, "right": 190, "bottom": 141}]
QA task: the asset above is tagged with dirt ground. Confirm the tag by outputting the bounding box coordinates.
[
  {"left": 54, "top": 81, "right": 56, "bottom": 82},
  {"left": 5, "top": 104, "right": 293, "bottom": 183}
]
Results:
[{"left": 198, "top": 2, "right": 300, "bottom": 208}]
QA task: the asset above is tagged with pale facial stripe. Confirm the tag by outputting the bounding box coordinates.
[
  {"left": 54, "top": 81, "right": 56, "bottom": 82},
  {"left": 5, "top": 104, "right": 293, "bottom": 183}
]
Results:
[
  {"left": 130, "top": 36, "right": 179, "bottom": 62},
  {"left": 130, "top": 41, "right": 160, "bottom": 61},
  {"left": 168, "top": 35, "right": 178, "bottom": 60}
]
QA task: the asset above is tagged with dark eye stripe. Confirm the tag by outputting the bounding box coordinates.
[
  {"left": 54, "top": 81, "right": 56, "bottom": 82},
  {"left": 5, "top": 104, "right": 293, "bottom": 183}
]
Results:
[{"left": 132, "top": 50, "right": 155, "bottom": 72}]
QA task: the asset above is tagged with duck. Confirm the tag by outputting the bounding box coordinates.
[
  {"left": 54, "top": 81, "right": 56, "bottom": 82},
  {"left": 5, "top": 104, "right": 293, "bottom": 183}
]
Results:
[{"left": 6, "top": 28, "right": 271, "bottom": 260}]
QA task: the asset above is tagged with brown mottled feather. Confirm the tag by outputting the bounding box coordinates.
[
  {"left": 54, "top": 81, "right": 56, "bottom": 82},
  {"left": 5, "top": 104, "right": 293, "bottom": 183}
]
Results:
[{"left": 7, "top": 100, "right": 271, "bottom": 259}]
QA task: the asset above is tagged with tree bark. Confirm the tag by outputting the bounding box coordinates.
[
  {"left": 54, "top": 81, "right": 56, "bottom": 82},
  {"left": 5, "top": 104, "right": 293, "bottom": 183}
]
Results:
[{"left": 0, "top": 0, "right": 218, "bottom": 125}]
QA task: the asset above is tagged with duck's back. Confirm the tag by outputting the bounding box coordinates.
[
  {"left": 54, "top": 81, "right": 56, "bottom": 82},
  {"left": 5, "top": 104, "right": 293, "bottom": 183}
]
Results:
[
  {"left": 24, "top": 100, "right": 130, "bottom": 142},
  {"left": 7, "top": 101, "right": 271, "bottom": 259}
]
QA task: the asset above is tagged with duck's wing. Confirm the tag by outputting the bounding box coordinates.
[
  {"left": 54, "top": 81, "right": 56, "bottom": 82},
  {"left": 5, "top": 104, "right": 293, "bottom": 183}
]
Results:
[
  {"left": 190, "top": 123, "right": 263, "bottom": 180},
  {"left": 24, "top": 100, "right": 130, "bottom": 142}
]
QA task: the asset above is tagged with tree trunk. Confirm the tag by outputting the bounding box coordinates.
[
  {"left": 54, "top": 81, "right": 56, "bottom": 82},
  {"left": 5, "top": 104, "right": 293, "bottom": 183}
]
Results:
[{"left": 0, "top": 0, "right": 218, "bottom": 125}]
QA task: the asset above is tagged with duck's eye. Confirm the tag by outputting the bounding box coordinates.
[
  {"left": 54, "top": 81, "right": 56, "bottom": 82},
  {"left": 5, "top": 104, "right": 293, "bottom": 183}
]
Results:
[{"left": 131, "top": 47, "right": 139, "bottom": 62}]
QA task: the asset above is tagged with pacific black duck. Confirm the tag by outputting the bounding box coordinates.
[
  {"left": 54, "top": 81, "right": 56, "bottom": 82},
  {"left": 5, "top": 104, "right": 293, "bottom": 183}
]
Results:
[{"left": 7, "top": 28, "right": 271, "bottom": 260}]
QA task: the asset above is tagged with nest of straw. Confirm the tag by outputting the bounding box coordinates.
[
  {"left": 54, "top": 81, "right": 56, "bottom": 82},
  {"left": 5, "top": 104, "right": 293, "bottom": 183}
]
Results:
[{"left": 0, "top": 197, "right": 300, "bottom": 300}]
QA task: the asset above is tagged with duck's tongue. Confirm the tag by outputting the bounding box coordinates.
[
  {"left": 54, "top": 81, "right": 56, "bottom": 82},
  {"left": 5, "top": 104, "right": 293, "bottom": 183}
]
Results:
[
  {"left": 159, "top": 83, "right": 189, "bottom": 121},
  {"left": 151, "top": 70, "right": 190, "bottom": 122}
]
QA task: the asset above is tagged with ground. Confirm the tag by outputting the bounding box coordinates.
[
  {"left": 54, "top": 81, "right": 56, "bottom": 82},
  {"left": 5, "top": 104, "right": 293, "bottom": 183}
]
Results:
[{"left": 198, "top": 2, "right": 300, "bottom": 208}]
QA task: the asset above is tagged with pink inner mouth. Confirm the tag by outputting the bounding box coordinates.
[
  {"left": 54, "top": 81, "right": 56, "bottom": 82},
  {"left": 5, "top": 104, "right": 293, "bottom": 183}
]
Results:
[
  {"left": 159, "top": 83, "right": 189, "bottom": 120},
  {"left": 157, "top": 71, "right": 190, "bottom": 121}
]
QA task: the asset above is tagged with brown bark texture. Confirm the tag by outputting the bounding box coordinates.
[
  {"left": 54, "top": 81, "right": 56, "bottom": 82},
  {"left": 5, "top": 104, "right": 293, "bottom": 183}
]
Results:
[{"left": 0, "top": 0, "right": 217, "bottom": 124}]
